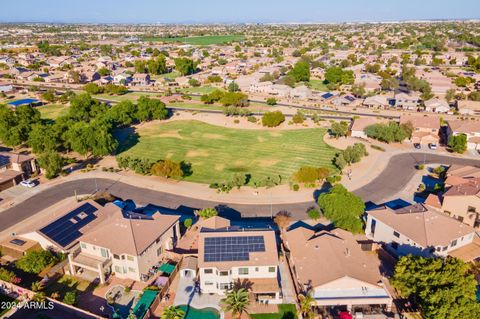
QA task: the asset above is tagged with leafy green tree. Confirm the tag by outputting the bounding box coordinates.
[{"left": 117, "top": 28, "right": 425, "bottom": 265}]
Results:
[
  {"left": 134, "top": 60, "right": 147, "bottom": 73},
  {"left": 188, "top": 78, "right": 200, "bottom": 87},
  {"left": 364, "top": 122, "right": 412, "bottom": 143},
  {"left": 146, "top": 55, "right": 167, "bottom": 75},
  {"left": 37, "top": 150, "right": 64, "bottom": 179},
  {"left": 288, "top": 60, "right": 310, "bottom": 82},
  {"left": 392, "top": 256, "right": 480, "bottom": 319},
  {"left": 292, "top": 166, "right": 330, "bottom": 183},
  {"left": 41, "top": 90, "right": 56, "bottom": 103},
  {"left": 317, "top": 184, "right": 365, "bottom": 233},
  {"left": 108, "top": 100, "right": 137, "bottom": 126},
  {"left": 28, "top": 124, "right": 59, "bottom": 153},
  {"left": 342, "top": 143, "right": 367, "bottom": 165},
  {"left": 324, "top": 66, "right": 354, "bottom": 88},
  {"left": 161, "top": 306, "right": 185, "bottom": 319},
  {"left": 307, "top": 209, "right": 321, "bottom": 221},
  {"left": 266, "top": 98, "right": 277, "bottom": 105},
  {"left": 221, "top": 287, "right": 250, "bottom": 319},
  {"left": 448, "top": 134, "right": 467, "bottom": 154},
  {"left": 201, "top": 90, "right": 225, "bottom": 104},
  {"left": 16, "top": 250, "right": 58, "bottom": 274},
  {"left": 299, "top": 292, "right": 315, "bottom": 319},
  {"left": 445, "top": 89, "right": 456, "bottom": 103},
  {"left": 330, "top": 121, "right": 349, "bottom": 138},
  {"left": 0, "top": 105, "right": 22, "bottom": 146},
  {"left": 174, "top": 58, "right": 196, "bottom": 76},
  {"left": 197, "top": 208, "right": 218, "bottom": 219},
  {"left": 333, "top": 153, "right": 348, "bottom": 170},
  {"left": 219, "top": 92, "right": 249, "bottom": 107},
  {"left": 228, "top": 81, "right": 240, "bottom": 92},
  {"left": 84, "top": 83, "right": 104, "bottom": 95},
  {"left": 136, "top": 97, "right": 168, "bottom": 121},
  {"left": 262, "top": 111, "right": 285, "bottom": 127},
  {"left": 63, "top": 291, "right": 77, "bottom": 305},
  {"left": 150, "top": 159, "right": 183, "bottom": 178}
]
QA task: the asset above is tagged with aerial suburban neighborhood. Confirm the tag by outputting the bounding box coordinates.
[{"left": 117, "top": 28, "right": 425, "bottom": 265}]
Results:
[{"left": 1, "top": 1, "right": 480, "bottom": 319}]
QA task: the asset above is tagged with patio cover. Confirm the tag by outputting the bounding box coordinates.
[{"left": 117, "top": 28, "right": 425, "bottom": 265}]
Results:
[
  {"left": 159, "top": 263, "right": 175, "bottom": 274},
  {"left": 132, "top": 290, "right": 158, "bottom": 319}
]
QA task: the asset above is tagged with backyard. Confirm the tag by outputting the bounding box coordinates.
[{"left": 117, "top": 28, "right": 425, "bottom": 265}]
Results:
[
  {"left": 250, "top": 304, "right": 298, "bottom": 319},
  {"left": 117, "top": 120, "right": 338, "bottom": 184},
  {"left": 143, "top": 35, "right": 245, "bottom": 45}
]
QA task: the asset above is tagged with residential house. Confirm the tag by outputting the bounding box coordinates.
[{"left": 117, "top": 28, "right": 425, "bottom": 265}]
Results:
[
  {"left": 113, "top": 73, "right": 132, "bottom": 85},
  {"left": 400, "top": 114, "right": 440, "bottom": 146},
  {"left": 394, "top": 92, "right": 420, "bottom": 110},
  {"left": 365, "top": 204, "right": 475, "bottom": 257},
  {"left": 0, "top": 237, "right": 41, "bottom": 261},
  {"left": 424, "top": 98, "right": 450, "bottom": 113},
  {"left": 457, "top": 100, "right": 480, "bottom": 115},
  {"left": 81, "top": 71, "right": 100, "bottom": 83},
  {"left": 0, "top": 151, "right": 38, "bottom": 191},
  {"left": 198, "top": 217, "right": 282, "bottom": 303},
  {"left": 363, "top": 95, "right": 389, "bottom": 108},
  {"left": 350, "top": 117, "right": 387, "bottom": 139},
  {"left": 290, "top": 85, "right": 312, "bottom": 100},
  {"left": 332, "top": 95, "right": 357, "bottom": 107},
  {"left": 284, "top": 226, "right": 392, "bottom": 313},
  {"left": 132, "top": 73, "right": 151, "bottom": 86},
  {"left": 446, "top": 120, "right": 480, "bottom": 151},
  {"left": 68, "top": 204, "right": 180, "bottom": 283}
]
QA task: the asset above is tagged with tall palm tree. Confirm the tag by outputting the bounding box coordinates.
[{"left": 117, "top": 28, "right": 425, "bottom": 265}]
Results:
[
  {"left": 299, "top": 291, "right": 315, "bottom": 319},
  {"left": 221, "top": 287, "right": 250, "bottom": 319},
  {"left": 161, "top": 306, "right": 185, "bottom": 319}
]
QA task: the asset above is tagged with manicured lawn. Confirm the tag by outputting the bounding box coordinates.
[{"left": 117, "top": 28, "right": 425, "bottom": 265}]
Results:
[
  {"left": 179, "top": 86, "right": 219, "bottom": 94},
  {"left": 37, "top": 103, "right": 69, "bottom": 119},
  {"left": 143, "top": 35, "right": 245, "bottom": 45},
  {"left": 118, "top": 120, "right": 338, "bottom": 184},
  {"left": 0, "top": 294, "right": 16, "bottom": 316},
  {"left": 94, "top": 92, "right": 160, "bottom": 102},
  {"left": 308, "top": 79, "right": 329, "bottom": 92},
  {"left": 250, "top": 304, "right": 298, "bottom": 319}
]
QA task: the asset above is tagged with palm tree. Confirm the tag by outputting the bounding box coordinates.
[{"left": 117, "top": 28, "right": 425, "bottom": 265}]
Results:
[
  {"left": 221, "top": 287, "right": 250, "bottom": 319},
  {"left": 298, "top": 291, "right": 315, "bottom": 319},
  {"left": 161, "top": 306, "right": 185, "bottom": 319}
]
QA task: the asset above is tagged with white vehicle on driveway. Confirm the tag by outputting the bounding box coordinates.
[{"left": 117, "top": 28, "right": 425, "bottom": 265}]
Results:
[{"left": 19, "top": 180, "right": 36, "bottom": 188}]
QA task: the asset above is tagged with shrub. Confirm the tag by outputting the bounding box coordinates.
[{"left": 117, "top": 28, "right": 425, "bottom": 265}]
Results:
[
  {"left": 292, "top": 111, "right": 305, "bottom": 124},
  {"left": 326, "top": 175, "right": 342, "bottom": 184},
  {"left": 262, "top": 111, "right": 285, "bottom": 127},
  {"left": 117, "top": 156, "right": 155, "bottom": 175},
  {"left": 197, "top": 208, "right": 218, "bottom": 219},
  {"left": 247, "top": 116, "right": 257, "bottom": 123},
  {"left": 292, "top": 166, "right": 330, "bottom": 183},
  {"left": 234, "top": 119, "right": 240, "bottom": 124},
  {"left": 16, "top": 250, "right": 58, "bottom": 274},
  {"left": 183, "top": 218, "right": 193, "bottom": 229},
  {"left": 292, "top": 184, "right": 300, "bottom": 191},
  {"left": 0, "top": 267, "right": 17, "bottom": 283},
  {"left": 150, "top": 159, "right": 183, "bottom": 178},
  {"left": 307, "top": 209, "right": 321, "bottom": 220},
  {"left": 266, "top": 98, "right": 277, "bottom": 106},
  {"left": 417, "top": 164, "right": 425, "bottom": 170},
  {"left": 63, "top": 291, "right": 77, "bottom": 305}
]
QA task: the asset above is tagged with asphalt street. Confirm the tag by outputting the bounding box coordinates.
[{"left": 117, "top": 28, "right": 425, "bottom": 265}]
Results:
[{"left": 0, "top": 152, "right": 479, "bottom": 231}]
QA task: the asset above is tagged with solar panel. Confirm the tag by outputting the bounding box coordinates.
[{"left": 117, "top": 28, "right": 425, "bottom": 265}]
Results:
[
  {"left": 10, "top": 239, "right": 26, "bottom": 246},
  {"left": 204, "top": 235, "right": 265, "bottom": 262},
  {"left": 39, "top": 202, "right": 98, "bottom": 248}
]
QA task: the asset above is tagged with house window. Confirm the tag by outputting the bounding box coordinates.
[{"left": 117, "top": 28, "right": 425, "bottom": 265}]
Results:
[
  {"left": 204, "top": 269, "right": 213, "bottom": 274},
  {"left": 219, "top": 283, "right": 231, "bottom": 290},
  {"left": 80, "top": 243, "right": 87, "bottom": 249},
  {"left": 128, "top": 267, "right": 135, "bottom": 273},
  {"left": 113, "top": 254, "right": 120, "bottom": 260},
  {"left": 468, "top": 206, "right": 476, "bottom": 213},
  {"left": 442, "top": 246, "right": 447, "bottom": 251},
  {"left": 239, "top": 268, "right": 249, "bottom": 275},
  {"left": 269, "top": 267, "right": 276, "bottom": 273},
  {"left": 219, "top": 271, "right": 228, "bottom": 276},
  {"left": 157, "top": 247, "right": 162, "bottom": 257},
  {"left": 255, "top": 267, "right": 259, "bottom": 272},
  {"left": 127, "top": 255, "right": 134, "bottom": 261},
  {"left": 205, "top": 282, "right": 214, "bottom": 286},
  {"left": 451, "top": 240, "right": 457, "bottom": 247},
  {"left": 393, "top": 231, "right": 400, "bottom": 238},
  {"left": 115, "top": 266, "right": 122, "bottom": 273},
  {"left": 100, "top": 248, "right": 108, "bottom": 258}
]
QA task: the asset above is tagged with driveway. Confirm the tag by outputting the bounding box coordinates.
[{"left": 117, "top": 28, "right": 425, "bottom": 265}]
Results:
[{"left": 0, "top": 152, "right": 479, "bottom": 232}]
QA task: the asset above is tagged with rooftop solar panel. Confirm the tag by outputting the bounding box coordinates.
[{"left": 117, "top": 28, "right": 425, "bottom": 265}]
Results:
[
  {"left": 204, "top": 235, "right": 265, "bottom": 262},
  {"left": 39, "top": 202, "right": 98, "bottom": 248}
]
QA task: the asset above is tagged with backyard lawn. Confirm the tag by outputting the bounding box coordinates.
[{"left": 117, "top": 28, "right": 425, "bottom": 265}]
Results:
[
  {"left": 37, "top": 103, "right": 69, "bottom": 119},
  {"left": 307, "top": 79, "right": 329, "bottom": 92},
  {"left": 143, "top": 35, "right": 245, "bottom": 45},
  {"left": 250, "top": 304, "right": 298, "bottom": 319},
  {"left": 118, "top": 120, "right": 338, "bottom": 184}
]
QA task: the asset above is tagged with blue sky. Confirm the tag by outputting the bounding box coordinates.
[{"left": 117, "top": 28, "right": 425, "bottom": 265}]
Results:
[{"left": 1, "top": 0, "right": 479, "bottom": 23}]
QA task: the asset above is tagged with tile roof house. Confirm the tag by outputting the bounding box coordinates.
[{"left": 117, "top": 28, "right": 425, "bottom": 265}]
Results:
[
  {"left": 284, "top": 226, "right": 392, "bottom": 312},
  {"left": 423, "top": 98, "right": 450, "bottom": 113},
  {"left": 0, "top": 151, "right": 38, "bottom": 191},
  {"left": 400, "top": 114, "right": 440, "bottom": 146},
  {"left": 366, "top": 204, "right": 476, "bottom": 258},
  {"left": 446, "top": 119, "right": 480, "bottom": 151},
  {"left": 363, "top": 95, "right": 389, "bottom": 108},
  {"left": 457, "top": 100, "right": 480, "bottom": 115},
  {"left": 350, "top": 117, "right": 388, "bottom": 139},
  {"left": 69, "top": 205, "right": 180, "bottom": 283},
  {"left": 197, "top": 217, "right": 282, "bottom": 303},
  {"left": 394, "top": 92, "right": 420, "bottom": 110}
]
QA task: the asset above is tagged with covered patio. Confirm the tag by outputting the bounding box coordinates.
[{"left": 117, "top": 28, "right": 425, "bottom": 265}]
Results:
[
  {"left": 68, "top": 251, "right": 111, "bottom": 284},
  {"left": 249, "top": 278, "right": 282, "bottom": 305}
]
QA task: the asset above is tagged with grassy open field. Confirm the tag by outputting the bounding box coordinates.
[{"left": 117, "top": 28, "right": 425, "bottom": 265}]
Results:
[
  {"left": 143, "top": 35, "right": 245, "bottom": 45},
  {"left": 37, "top": 103, "right": 69, "bottom": 119},
  {"left": 308, "top": 79, "right": 329, "bottom": 92},
  {"left": 118, "top": 120, "right": 338, "bottom": 184}
]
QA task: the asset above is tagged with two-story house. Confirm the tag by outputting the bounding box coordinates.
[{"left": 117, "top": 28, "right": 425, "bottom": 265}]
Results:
[
  {"left": 395, "top": 92, "right": 420, "bottom": 110},
  {"left": 446, "top": 120, "right": 480, "bottom": 151},
  {"left": 284, "top": 226, "right": 392, "bottom": 314},
  {"left": 198, "top": 217, "right": 282, "bottom": 304},
  {"left": 132, "top": 73, "right": 151, "bottom": 86},
  {"left": 68, "top": 205, "right": 180, "bottom": 283},
  {"left": 400, "top": 114, "right": 440, "bottom": 147},
  {"left": 365, "top": 204, "right": 475, "bottom": 257}
]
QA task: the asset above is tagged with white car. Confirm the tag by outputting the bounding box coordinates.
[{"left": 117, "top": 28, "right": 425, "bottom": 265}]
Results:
[
  {"left": 429, "top": 143, "right": 437, "bottom": 150},
  {"left": 19, "top": 180, "right": 36, "bottom": 188}
]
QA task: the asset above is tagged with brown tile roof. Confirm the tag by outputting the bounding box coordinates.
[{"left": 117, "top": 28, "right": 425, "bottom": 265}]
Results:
[
  {"left": 424, "top": 194, "right": 443, "bottom": 209},
  {"left": 0, "top": 170, "right": 22, "bottom": 183},
  {"left": 79, "top": 204, "right": 179, "bottom": 256},
  {"left": 367, "top": 204, "right": 474, "bottom": 247},
  {"left": 400, "top": 115, "right": 440, "bottom": 130},
  {"left": 448, "top": 120, "right": 480, "bottom": 134},
  {"left": 447, "top": 165, "right": 480, "bottom": 179},
  {"left": 443, "top": 177, "right": 480, "bottom": 197},
  {"left": 351, "top": 117, "right": 387, "bottom": 132},
  {"left": 284, "top": 227, "right": 383, "bottom": 288},
  {"left": 0, "top": 151, "right": 33, "bottom": 165},
  {"left": 198, "top": 228, "right": 278, "bottom": 271}
]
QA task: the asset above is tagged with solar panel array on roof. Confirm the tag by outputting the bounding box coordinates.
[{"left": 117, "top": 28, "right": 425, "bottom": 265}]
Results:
[
  {"left": 0, "top": 155, "right": 11, "bottom": 167},
  {"left": 204, "top": 235, "right": 265, "bottom": 262},
  {"left": 39, "top": 202, "right": 98, "bottom": 248}
]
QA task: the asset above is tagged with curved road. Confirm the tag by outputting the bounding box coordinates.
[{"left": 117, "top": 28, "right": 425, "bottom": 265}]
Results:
[{"left": 0, "top": 153, "right": 479, "bottom": 231}]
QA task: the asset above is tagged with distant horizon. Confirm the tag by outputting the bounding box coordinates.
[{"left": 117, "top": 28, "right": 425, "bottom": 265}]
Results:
[{"left": 1, "top": 0, "right": 479, "bottom": 24}]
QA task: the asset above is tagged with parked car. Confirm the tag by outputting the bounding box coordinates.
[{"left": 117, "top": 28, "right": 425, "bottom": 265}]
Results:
[
  {"left": 19, "top": 180, "right": 36, "bottom": 188},
  {"left": 429, "top": 143, "right": 437, "bottom": 150},
  {"left": 414, "top": 143, "right": 421, "bottom": 149}
]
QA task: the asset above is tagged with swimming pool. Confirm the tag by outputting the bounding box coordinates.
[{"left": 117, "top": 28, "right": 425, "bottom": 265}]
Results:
[{"left": 178, "top": 305, "right": 220, "bottom": 319}]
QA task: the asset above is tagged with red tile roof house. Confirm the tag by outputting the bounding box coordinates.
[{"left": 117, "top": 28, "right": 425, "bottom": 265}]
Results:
[
  {"left": 284, "top": 226, "right": 392, "bottom": 314},
  {"left": 365, "top": 204, "right": 476, "bottom": 259},
  {"left": 400, "top": 114, "right": 441, "bottom": 146},
  {"left": 446, "top": 119, "right": 480, "bottom": 151}
]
